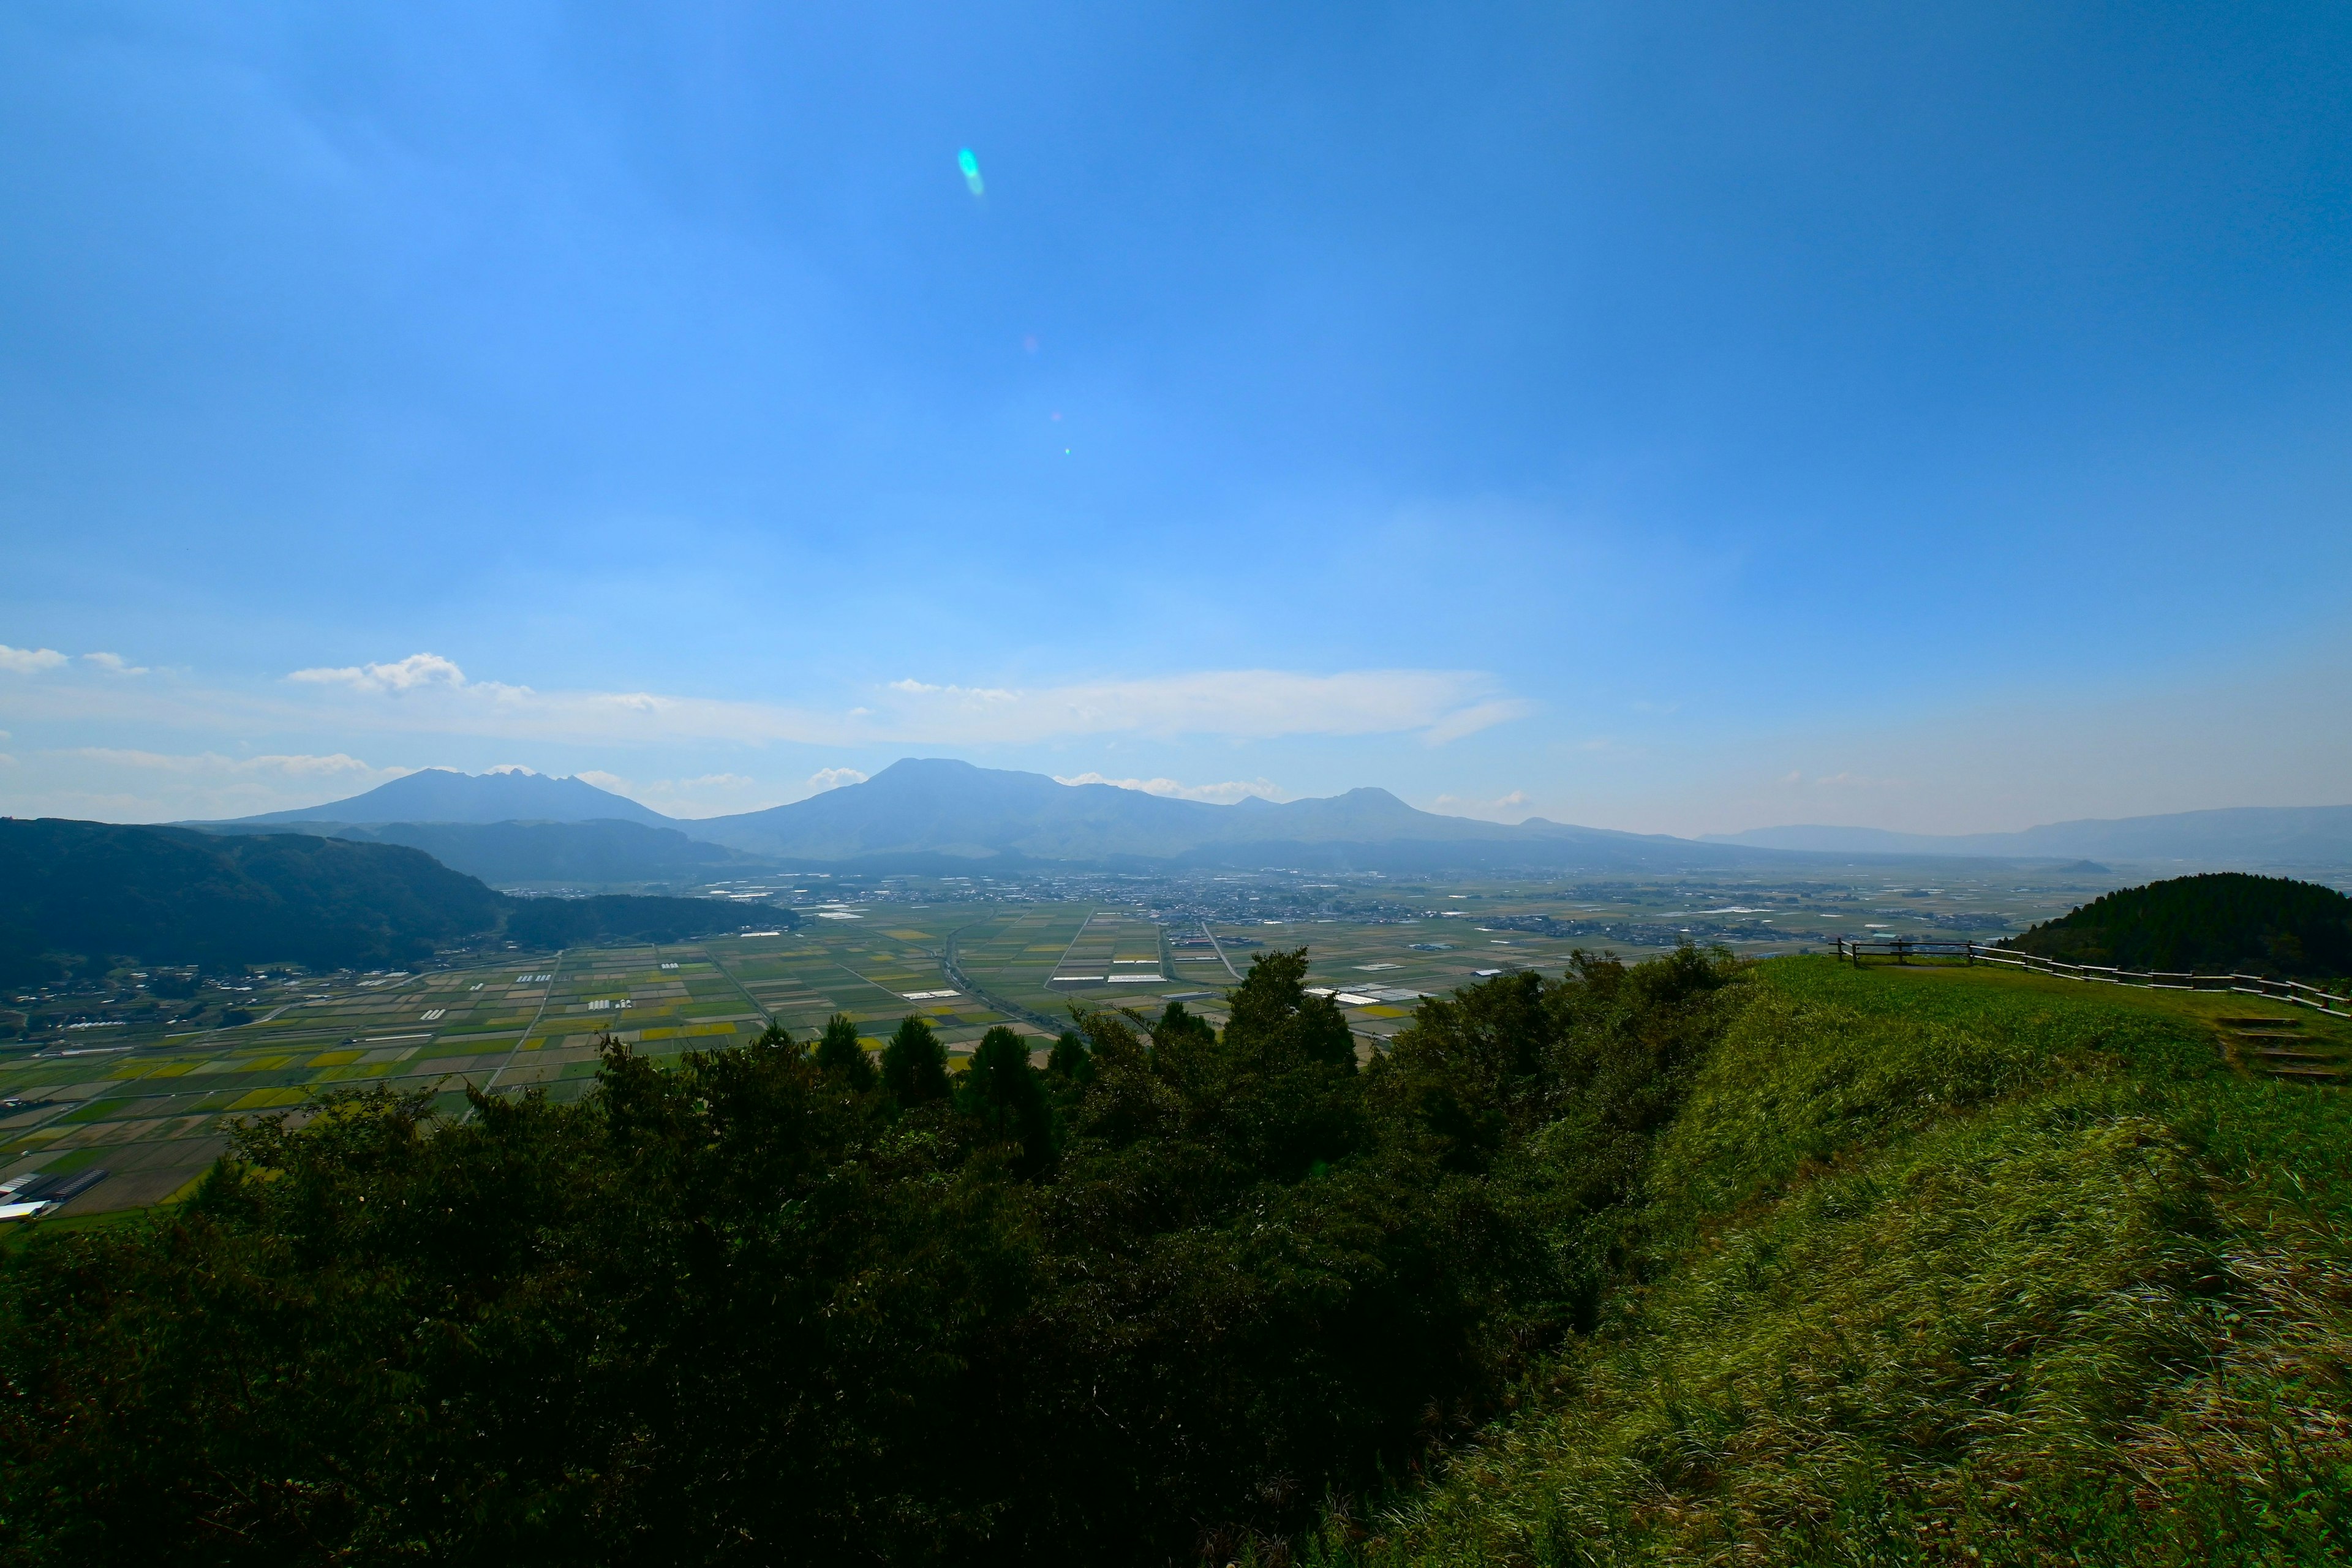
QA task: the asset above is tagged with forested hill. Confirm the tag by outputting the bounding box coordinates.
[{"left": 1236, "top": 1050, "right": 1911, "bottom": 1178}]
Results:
[
  {"left": 0, "top": 818, "right": 790, "bottom": 981},
  {"left": 0, "top": 819, "right": 505, "bottom": 981},
  {"left": 2006, "top": 870, "right": 2352, "bottom": 979}
]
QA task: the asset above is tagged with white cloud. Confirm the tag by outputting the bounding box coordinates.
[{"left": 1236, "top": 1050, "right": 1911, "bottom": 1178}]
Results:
[
  {"left": 1054, "top": 772, "right": 1287, "bottom": 804},
  {"left": 807, "top": 767, "right": 869, "bottom": 793},
  {"left": 886, "top": 679, "right": 1016, "bottom": 703},
  {"left": 485, "top": 763, "right": 540, "bottom": 775},
  {"left": 81, "top": 652, "right": 148, "bottom": 676},
  {"left": 1430, "top": 789, "right": 1533, "bottom": 823},
  {"left": 287, "top": 652, "right": 481, "bottom": 694},
  {"left": 0, "top": 645, "right": 67, "bottom": 674}
]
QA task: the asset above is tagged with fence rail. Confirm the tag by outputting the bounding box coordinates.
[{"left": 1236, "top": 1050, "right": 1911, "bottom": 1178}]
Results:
[{"left": 1834, "top": 937, "right": 2352, "bottom": 1020}]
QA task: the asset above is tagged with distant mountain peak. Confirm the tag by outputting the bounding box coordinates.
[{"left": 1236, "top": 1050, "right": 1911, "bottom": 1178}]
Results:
[{"left": 206, "top": 768, "right": 675, "bottom": 829}]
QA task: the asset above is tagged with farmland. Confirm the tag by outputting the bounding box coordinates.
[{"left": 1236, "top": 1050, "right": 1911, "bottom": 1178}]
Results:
[{"left": 0, "top": 859, "right": 2196, "bottom": 1222}]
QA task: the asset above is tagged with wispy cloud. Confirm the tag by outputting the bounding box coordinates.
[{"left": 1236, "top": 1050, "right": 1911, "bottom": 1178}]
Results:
[
  {"left": 0, "top": 645, "right": 67, "bottom": 674},
  {"left": 287, "top": 652, "right": 489, "bottom": 695},
  {"left": 81, "top": 652, "right": 149, "bottom": 676},
  {"left": 1430, "top": 788, "right": 1533, "bottom": 822},
  {"left": 14, "top": 749, "right": 417, "bottom": 824},
  {"left": 66, "top": 748, "right": 407, "bottom": 780},
  {"left": 882, "top": 669, "right": 1528, "bottom": 745},
  {"left": 1054, "top": 772, "right": 1288, "bottom": 804},
  {"left": 807, "top": 767, "right": 869, "bottom": 793},
  {"left": 241, "top": 655, "right": 1528, "bottom": 748},
  {"left": 576, "top": 769, "right": 779, "bottom": 819}
]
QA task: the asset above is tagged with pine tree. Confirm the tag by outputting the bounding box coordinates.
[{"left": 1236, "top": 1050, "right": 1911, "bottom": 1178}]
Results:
[
  {"left": 1046, "top": 1028, "right": 1093, "bottom": 1084},
  {"left": 880, "top": 1013, "right": 950, "bottom": 1106},
  {"left": 814, "top": 1011, "right": 876, "bottom": 1091},
  {"left": 962, "top": 1025, "right": 1053, "bottom": 1170}
]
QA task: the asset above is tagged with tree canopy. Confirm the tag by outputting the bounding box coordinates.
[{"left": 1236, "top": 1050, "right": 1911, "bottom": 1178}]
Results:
[
  {"left": 2006, "top": 871, "right": 2352, "bottom": 981},
  {"left": 0, "top": 946, "right": 1749, "bottom": 1565}
]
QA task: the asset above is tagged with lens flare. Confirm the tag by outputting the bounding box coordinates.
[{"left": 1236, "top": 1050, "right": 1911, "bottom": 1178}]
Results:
[{"left": 957, "top": 148, "right": 985, "bottom": 197}]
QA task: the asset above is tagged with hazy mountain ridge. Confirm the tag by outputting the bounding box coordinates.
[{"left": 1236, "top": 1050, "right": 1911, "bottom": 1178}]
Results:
[
  {"left": 219, "top": 769, "right": 676, "bottom": 829},
  {"left": 193, "top": 760, "right": 2352, "bottom": 873},
  {"left": 1706, "top": 804, "right": 2352, "bottom": 865},
  {"left": 685, "top": 760, "right": 1784, "bottom": 870}
]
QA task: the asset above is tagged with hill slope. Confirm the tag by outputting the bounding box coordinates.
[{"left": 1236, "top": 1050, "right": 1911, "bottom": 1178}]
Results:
[
  {"left": 690, "top": 757, "right": 1787, "bottom": 871},
  {"left": 214, "top": 769, "right": 675, "bottom": 829},
  {"left": 0, "top": 818, "right": 508, "bottom": 979},
  {"left": 200, "top": 818, "right": 768, "bottom": 888},
  {"left": 0, "top": 819, "right": 794, "bottom": 981},
  {"left": 1706, "top": 803, "right": 2352, "bottom": 864},
  {"left": 2005, "top": 870, "right": 2352, "bottom": 979},
  {"left": 1337, "top": 959, "right": 2352, "bottom": 1564}
]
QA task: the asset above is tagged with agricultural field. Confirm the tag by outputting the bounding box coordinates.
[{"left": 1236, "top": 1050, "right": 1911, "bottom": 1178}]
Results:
[{"left": 0, "top": 860, "right": 2245, "bottom": 1226}]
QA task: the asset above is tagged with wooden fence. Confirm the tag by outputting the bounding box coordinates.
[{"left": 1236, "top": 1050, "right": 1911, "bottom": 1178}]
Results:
[{"left": 1834, "top": 937, "right": 2352, "bottom": 1020}]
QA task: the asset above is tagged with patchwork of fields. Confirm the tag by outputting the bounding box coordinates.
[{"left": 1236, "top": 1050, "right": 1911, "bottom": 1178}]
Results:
[{"left": 2, "top": 882, "right": 2173, "bottom": 1224}]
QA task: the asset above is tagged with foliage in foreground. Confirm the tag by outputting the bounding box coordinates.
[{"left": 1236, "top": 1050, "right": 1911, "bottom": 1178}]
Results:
[{"left": 0, "top": 948, "right": 1743, "bottom": 1566}]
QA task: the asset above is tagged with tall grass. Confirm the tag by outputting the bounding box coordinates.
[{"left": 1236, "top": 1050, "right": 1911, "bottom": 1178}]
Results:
[{"left": 1277, "top": 959, "right": 2352, "bottom": 1567}]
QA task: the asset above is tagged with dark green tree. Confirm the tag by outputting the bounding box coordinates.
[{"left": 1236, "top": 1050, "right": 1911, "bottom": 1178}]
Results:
[
  {"left": 881, "top": 1013, "right": 951, "bottom": 1106},
  {"left": 961, "top": 1025, "right": 1054, "bottom": 1172},
  {"left": 814, "top": 1011, "right": 875, "bottom": 1091},
  {"left": 1045, "top": 1027, "right": 1093, "bottom": 1085}
]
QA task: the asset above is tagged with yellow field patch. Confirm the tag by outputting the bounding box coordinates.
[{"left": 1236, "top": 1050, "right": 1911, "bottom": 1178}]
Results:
[
  {"left": 229, "top": 1087, "right": 310, "bottom": 1111},
  {"left": 1360, "top": 1005, "right": 1407, "bottom": 1018},
  {"left": 143, "top": 1061, "right": 198, "bottom": 1078},
  {"left": 239, "top": 1055, "right": 296, "bottom": 1072},
  {"left": 685, "top": 1022, "right": 738, "bottom": 1038},
  {"left": 887, "top": 929, "right": 932, "bottom": 941},
  {"left": 637, "top": 1027, "right": 677, "bottom": 1041},
  {"left": 307, "top": 1050, "right": 363, "bottom": 1067}
]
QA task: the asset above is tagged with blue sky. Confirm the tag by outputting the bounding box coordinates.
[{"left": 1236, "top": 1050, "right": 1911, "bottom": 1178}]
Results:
[{"left": 3, "top": 1, "right": 2348, "bottom": 832}]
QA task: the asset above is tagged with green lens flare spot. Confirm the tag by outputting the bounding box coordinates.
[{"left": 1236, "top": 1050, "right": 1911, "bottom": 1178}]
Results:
[{"left": 957, "top": 148, "right": 985, "bottom": 197}]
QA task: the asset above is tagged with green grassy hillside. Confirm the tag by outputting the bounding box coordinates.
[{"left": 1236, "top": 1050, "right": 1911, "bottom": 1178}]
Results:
[
  {"left": 2006, "top": 870, "right": 2352, "bottom": 982},
  {"left": 1300, "top": 959, "right": 2352, "bottom": 1567}
]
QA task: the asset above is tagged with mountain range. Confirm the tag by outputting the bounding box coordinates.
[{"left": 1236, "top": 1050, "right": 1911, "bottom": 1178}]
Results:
[
  {"left": 195, "top": 763, "right": 2352, "bottom": 873},
  {"left": 1703, "top": 805, "right": 2352, "bottom": 865},
  {"left": 680, "top": 760, "right": 1779, "bottom": 872}
]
